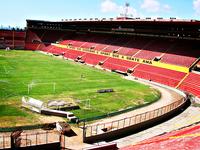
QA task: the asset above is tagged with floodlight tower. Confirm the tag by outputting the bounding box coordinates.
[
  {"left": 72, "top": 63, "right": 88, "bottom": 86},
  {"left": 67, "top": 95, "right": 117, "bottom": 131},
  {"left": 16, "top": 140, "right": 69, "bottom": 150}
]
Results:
[{"left": 125, "top": 2, "right": 130, "bottom": 18}]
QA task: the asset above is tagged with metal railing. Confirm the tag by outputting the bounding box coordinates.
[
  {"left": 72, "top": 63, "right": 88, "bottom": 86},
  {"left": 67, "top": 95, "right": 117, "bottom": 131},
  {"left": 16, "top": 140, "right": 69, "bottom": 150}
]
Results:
[
  {"left": 84, "top": 97, "right": 185, "bottom": 137},
  {"left": 0, "top": 130, "right": 60, "bottom": 149},
  {"left": 0, "top": 135, "right": 10, "bottom": 149}
]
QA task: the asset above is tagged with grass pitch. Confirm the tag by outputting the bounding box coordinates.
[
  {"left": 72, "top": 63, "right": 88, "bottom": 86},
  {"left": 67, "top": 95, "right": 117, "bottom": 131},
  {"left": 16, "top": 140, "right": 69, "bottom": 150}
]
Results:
[{"left": 0, "top": 50, "right": 160, "bottom": 127}]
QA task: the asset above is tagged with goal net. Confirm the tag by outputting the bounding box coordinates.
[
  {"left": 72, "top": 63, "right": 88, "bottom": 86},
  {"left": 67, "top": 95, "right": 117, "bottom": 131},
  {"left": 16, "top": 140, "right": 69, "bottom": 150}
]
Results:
[{"left": 27, "top": 82, "right": 56, "bottom": 95}]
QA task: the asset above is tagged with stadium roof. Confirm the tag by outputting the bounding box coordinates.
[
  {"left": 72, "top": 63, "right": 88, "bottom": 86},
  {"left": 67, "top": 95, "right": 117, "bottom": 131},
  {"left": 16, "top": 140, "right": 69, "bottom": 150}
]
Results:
[{"left": 27, "top": 18, "right": 200, "bottom": 25}]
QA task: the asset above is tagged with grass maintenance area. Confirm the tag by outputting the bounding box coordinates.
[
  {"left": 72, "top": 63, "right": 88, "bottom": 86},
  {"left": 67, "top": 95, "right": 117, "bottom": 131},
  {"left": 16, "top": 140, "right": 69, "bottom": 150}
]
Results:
[{"left": 0, "top": 50, "right": 160, "bottom": 127}]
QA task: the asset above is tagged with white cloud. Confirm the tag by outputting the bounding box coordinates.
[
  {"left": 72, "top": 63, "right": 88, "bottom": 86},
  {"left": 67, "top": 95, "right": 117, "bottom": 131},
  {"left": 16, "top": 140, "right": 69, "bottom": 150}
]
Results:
[
  {"left": 141, "top": 0, "right": 160, "bottom": 13},
  {"left": 118, "top": 6, "right": 138, "bottom": 17},
  {"left": 101, "top": 0, "right": 139, "bottom": 17},
  {"left": 141, "top": 0, "right": 171, "bottom": 13},
  {"left": 193, "top": 0, "right": 200, "bottom": 15},
  {"left": 163, "top": 4, "right": 171, "bottom": 12},
  {"left": 101, "top": 0, "right": 118, "bottom": 13}
]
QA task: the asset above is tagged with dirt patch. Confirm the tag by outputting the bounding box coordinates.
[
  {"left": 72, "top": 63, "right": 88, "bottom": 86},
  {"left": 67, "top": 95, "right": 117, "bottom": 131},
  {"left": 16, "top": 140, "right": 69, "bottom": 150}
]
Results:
[{"left": 38, "top": 115, "right": 65, "bottom": 124}]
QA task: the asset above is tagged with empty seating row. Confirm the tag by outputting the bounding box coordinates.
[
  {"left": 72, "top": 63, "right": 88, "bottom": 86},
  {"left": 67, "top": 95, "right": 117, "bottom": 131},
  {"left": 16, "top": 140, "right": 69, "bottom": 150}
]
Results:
[
  {"left": 64, "top": 49, "right": 85, "bottom": 60},
  {"left": 57, "top": 35, "right": 199, "bottom": 67},
  {"left": 59, "top": 40, "right": 71, "bottom": 45},
  {"left": 117, "top": 47, "right": 140, "bottom": 56},
  {"left": 102, "top": 45, "right": 121, "bottom": 53},
  {"left": 134, "top": 50, "right": 163, "bottom": 60},
  {"left": 160, "top": 41, "right": 199, "bottom": 67},
  {"left": 94, "top": 44, "right": 108, "bottom": 51},
  {"left": 41, "top": 45, "right": 86, "bottom": 59},
  {"left": 102, "top": 57, "right": 138, "bottom": 72},
  {"left": 82, "top": 53, "right": 108, "bottom": 65},
  {"left": 43, "top": 45, "right": 108, "bottom": 66},
  {"left": 26, "top": 29, "right": 200, "bottom": 68},
  {"left": 179, "top": 73, "right": 200, "bottom": 97},
  {"left": 72, "top": 41, "right": 86, "bottom": 47},
  {"left": 132, "top": 39, "right": 171, "bottom": 60},
  {"left": 161, "top": 54, "right": 196, "bottom": 67},
  {"left": 133, "top": 64, "right": 186, "bottom": 87},
  {"left": 81, "top": 42, "right": 95, "bottom": 49}
]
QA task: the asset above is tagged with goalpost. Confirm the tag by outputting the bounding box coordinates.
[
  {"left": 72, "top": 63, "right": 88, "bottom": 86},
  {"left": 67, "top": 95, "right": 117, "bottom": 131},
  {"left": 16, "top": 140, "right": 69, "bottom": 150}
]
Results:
[
  {"left": 27, "top": 82, "right": 56, "bottom": 94},
  {"left": 76, "top": 99, "right": 91, "bottom": 109}
]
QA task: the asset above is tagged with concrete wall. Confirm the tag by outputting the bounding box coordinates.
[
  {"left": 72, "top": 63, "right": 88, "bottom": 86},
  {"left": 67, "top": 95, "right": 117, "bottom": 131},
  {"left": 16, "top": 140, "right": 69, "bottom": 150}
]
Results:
[{"left": 3, "top": 142, "right": 60, "bottom": 150}]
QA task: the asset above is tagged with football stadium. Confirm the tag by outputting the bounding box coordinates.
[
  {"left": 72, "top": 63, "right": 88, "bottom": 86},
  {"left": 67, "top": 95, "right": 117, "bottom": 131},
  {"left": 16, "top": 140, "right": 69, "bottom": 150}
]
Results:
[{"left": 0, "top": 0, "right": 200, "bottom": 149}]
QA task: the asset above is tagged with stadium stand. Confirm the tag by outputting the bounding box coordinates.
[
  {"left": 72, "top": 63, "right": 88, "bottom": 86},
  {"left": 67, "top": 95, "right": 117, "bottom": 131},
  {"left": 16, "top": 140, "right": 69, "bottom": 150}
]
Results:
[
  {"left": 59, "top": 40, "right": 72, "bottom": 45},
  {"left": 102, "top": 45, "right": 121, "bottom": 53},
  {"left": 161, "top": 53, "right": 196, "bottom": 67},
  {"left": 64, "top": 49, "right": 85, "bottom": 60},
  {"left": 25, "top": 29, "right": 200, "bottom": 69},
  {"left": 40, "top": 30, "right": 66, "bottom": 43},
  {"left": 179, "top": 73, "right": 200, "bottom": 97},
  {"left": 117, "top": 47, "right": 140, "bottom": 56},
  {"left": 56, "top": 36, "right": 199, "bottom": 68},
  {"left": 0, "top": 30, "right": 26, "bottom": 49},
  {"left": 47, "top": 45, "right": 66, "bottom": 55},
  {"left": 81, "top": 53, "right": 108, "bottom": 65},
  {"left": 132, "top": 64, "right": 186, "bottom": 87},
  {"left": 134, "top": 50, "right": 163, "bottom": 60},
  {"left": 25, "top": 30, "right": 44, "bottom": 50},
  {"left": 121, "top": 124, "right": 200, "bottom": 150},
  {"left": 94, "top": 43, "right": 108, "bottom": 51},
  {"left": 160, "top": 41, "right": 199, "bottom": 67},
  {"left": 102, "top": 57, "right": 139, "bottom": 72},
  {"left": 80, "top": 41, "right": 95, "bottom": 49},
  {"left": 134, "top": 39, "right": 171, "bottom": 60},
  {"left": 25, "top": 29, "right": 73, "bottom": 50}
]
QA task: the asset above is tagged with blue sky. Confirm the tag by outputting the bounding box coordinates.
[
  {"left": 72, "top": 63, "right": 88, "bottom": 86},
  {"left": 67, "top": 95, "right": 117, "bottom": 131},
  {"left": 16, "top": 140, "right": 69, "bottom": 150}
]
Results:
[{"left": 0, "top": 0, "right": 200, "bottom": 27}]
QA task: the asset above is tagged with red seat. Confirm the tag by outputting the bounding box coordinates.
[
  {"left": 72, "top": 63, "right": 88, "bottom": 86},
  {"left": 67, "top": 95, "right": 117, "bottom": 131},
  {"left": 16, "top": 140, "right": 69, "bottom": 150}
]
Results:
[
  {"left": 117, "top": 47, "right": 140, "bottom": 56},
  {"left": 179, "top": 73, "right": 200, "bottom": 97},
  {"left": 134, "top": 50, "right": 163, "bottom": 60},
  {"left": 82, "top": 53, "right": 108, "bottom": 65},
  {"left": 102, "top": 58, "right": 138, "bottom": 72},
  {"left": 64, "top": 49, "right": 85, "bottom": 60},
  {"left": 133, "top": 64, "right": 186, "bottom": 87},
  {"left": 161, "top": 54, "right": 196, "bottom": 67}
]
